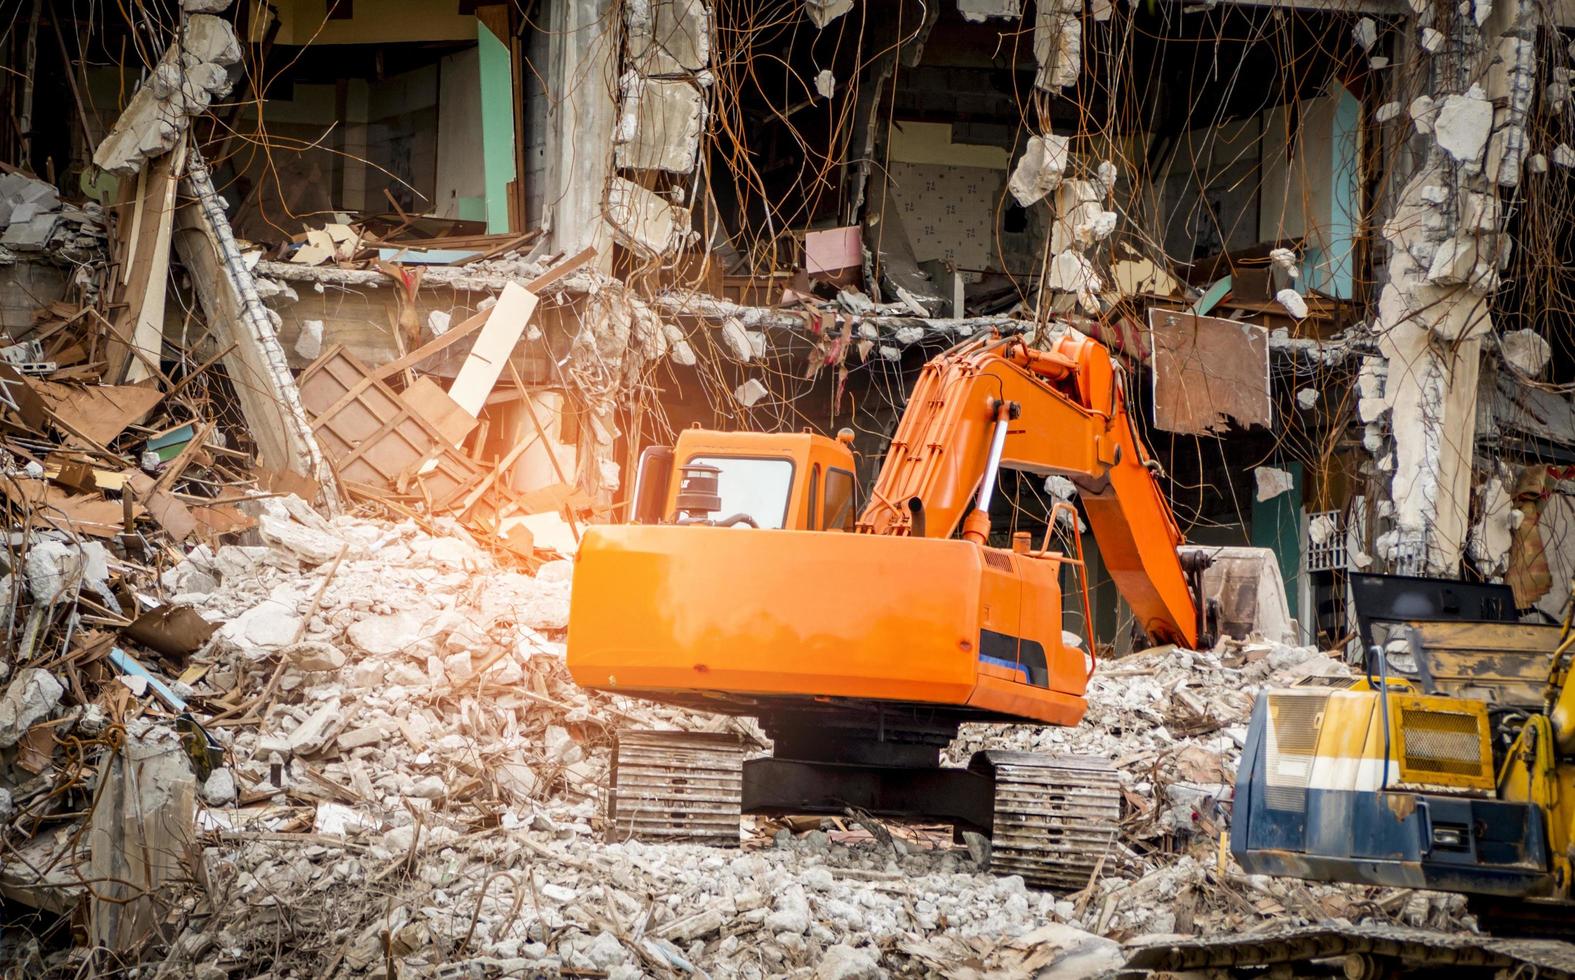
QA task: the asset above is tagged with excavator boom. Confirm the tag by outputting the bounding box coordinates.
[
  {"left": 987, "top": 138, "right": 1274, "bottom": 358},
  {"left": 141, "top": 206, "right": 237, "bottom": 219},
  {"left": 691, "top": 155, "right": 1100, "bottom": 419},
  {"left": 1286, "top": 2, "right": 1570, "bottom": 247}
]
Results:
[{"left": 859, "top": 329, "right": 1197, "bottom": 646}]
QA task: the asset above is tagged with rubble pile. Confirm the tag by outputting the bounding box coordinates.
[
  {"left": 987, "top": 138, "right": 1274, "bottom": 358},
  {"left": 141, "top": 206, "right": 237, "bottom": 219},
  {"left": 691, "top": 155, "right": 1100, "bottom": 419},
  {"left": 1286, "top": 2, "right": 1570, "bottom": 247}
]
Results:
[
  {"left": 0, "top": 500, "right": 1473, "bottom": 976},
  {"left": 955, "top": 643, "right": 1471, "bottom": 940},
  {"left": 0, "top": 172, "right": 105, "bottom": 263}
]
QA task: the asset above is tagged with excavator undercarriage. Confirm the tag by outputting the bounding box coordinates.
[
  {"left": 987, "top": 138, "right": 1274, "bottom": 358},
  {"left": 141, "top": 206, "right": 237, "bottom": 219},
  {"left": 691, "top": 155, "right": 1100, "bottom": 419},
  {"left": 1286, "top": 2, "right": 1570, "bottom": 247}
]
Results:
[{"left": 604, "top": 704, "right": 1122, "bottom": 890}]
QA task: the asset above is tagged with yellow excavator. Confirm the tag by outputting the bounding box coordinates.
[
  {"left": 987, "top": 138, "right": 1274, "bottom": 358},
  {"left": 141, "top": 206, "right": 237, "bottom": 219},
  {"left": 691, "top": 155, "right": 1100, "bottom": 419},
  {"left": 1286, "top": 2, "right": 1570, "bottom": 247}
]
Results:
[
  {"left": 564, "top": 325, "right": 1273, "bottom": 887},
  {"left": 1231, "top": 579, "right": 1575, "bottom": 939}
]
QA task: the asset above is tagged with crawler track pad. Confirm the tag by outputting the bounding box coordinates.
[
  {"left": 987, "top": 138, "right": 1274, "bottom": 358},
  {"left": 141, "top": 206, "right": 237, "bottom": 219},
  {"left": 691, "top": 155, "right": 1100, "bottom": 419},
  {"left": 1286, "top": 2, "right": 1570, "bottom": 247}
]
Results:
[
  {"left": 973, "top": 751, "right": 1122, "bottom": 891},
  {"left": 606, "top": 731, "right": 745, "bottom": 847}
]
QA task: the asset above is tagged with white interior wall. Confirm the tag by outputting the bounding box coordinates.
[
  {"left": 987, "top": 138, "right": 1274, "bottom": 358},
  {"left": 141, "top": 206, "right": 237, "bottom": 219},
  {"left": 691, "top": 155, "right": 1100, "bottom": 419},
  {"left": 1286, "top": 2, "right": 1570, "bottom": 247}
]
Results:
[{"left": 435, "top": 47, "right": 486, "bottom": 221}]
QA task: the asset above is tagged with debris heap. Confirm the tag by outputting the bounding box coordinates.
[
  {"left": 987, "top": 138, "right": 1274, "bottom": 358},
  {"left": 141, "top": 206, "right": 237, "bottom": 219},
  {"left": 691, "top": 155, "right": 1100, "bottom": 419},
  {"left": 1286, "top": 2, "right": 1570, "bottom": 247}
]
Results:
[{"left": 0, "top": 500, "right": 1472, "bottom": 977}]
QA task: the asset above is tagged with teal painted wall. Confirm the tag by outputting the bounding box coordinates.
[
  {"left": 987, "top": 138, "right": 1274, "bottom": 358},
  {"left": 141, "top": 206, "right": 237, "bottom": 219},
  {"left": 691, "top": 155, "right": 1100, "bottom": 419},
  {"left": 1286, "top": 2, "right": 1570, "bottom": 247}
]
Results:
[
  {"left": 477, "top": 21, "right": 517, "bottom": 233},
  {"left": 1251, "top": 461, "right": 1302, "bottom": 622},
  {"left": 1302, "top": 83, "right": 1359, "bottom": 300}
]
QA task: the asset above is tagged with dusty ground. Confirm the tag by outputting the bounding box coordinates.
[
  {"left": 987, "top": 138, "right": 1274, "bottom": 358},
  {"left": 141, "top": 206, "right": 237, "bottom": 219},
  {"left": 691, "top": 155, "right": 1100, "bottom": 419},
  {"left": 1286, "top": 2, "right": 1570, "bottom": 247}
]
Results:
[{"left": 3, "top": 502, "right": 1470, "bottom": 978}]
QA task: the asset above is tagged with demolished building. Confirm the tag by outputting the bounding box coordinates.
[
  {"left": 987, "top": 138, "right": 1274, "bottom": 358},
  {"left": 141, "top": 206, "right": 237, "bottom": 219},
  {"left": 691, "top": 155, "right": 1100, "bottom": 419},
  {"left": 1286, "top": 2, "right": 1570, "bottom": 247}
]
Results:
[{"left": 2, "top": 0, "right": 1575, "bottom": 973}]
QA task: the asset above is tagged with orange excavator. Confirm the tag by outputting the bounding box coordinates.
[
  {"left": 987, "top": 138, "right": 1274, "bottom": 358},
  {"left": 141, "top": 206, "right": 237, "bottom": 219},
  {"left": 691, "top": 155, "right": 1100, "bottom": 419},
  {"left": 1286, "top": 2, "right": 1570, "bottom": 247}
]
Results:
[{"left": 568, "top": 326, "right": 1222, "bottom": 886}]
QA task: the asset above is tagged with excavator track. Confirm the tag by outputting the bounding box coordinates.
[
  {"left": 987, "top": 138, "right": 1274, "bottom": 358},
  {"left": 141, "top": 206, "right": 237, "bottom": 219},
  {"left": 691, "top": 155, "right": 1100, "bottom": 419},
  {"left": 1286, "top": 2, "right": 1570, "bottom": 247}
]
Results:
[
  {"left": 1467, "top": 896, "right": 1575, "bottom": 941},
  {"left": 972, "top": 751, "right": 1122, "bottom": 891},
  {"left": 605, "top": 731, "right": 744, "bottom": 847},
  {"left": 1121, "top": 924, "right": 1575, "bottom": 978}
]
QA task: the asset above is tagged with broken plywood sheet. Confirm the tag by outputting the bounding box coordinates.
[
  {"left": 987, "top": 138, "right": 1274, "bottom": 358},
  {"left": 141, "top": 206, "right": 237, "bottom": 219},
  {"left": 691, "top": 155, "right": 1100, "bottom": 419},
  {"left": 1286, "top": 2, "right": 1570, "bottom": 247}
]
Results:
[
  {"left": 126, "top": 471, "right": 197, "bottom": 542},
  {"left": 28, "top": 381, "right": 163, "bottom": 446},
  {"left": 0, "top": 478, "right": 129, "bottom": 538},
  {"left": 403, "top": 376, "right": 478, "bottom": 445},
  {"left": 606, "top": 177, "right": 692, "bottom": 256},
  {"left": 615, "top": 77, "right": 705, "bottom": 174},
  {"left": 448, "top": 283, "right": 539, "bottom": 418},
  {"left": 1149, "top": 309, "right": 1271, "bottom": 435},
  {"left": 0, "top": 361, "right": 47, "bottom": 429},
  {"left": 1110, "top": 249, "right": 1183, "bottom": 298},
  {"left": 299, "top": 346, "right": 481, "bottom": 509}
]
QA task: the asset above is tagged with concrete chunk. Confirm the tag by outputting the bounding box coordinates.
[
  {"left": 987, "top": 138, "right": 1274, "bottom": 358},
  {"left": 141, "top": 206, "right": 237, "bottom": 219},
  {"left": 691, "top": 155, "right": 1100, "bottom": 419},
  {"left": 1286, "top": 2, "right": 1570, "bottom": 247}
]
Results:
[
  {"left": 287, "top": 700, "right": 341, "bottom": 755},
  {"left": 957, "top": 0, "right": 1021, "bottom": 20},
  {"left": 1434, "top": 87, "right": 1493, "bottom": 164},
  {"left": 606, "top": 177, "right": 692, "bottom": 256},
  {"left": 1008, "top": 134, "right": 1069, "bottom": 207},
  {"left": 0, "top": 669, "right": 64, "bottom": 748},
  {"left": 614, "top": 75, "right": 705, "bottom": 174}
]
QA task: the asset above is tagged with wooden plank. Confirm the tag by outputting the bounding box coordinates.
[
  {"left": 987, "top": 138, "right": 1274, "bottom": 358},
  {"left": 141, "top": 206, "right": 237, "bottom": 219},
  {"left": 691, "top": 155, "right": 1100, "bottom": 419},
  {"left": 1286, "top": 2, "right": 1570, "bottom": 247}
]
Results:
[
  {"left": 448, "top": 282, "right": 538, "bottom": 416},
  {"left": 125, "top": 142, "right": 184, "bottom": 383}
]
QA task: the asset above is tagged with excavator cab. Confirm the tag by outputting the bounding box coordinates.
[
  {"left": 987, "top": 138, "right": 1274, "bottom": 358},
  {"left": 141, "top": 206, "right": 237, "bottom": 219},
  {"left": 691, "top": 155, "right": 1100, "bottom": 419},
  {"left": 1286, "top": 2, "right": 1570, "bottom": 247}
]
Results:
[{"left": 628, "top": 427, "right": 858, "bottom": 531}]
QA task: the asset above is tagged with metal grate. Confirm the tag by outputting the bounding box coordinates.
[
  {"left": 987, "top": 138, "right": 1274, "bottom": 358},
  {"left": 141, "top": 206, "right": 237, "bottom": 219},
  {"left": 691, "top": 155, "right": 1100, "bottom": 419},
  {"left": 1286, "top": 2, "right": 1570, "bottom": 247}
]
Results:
[
  {"left": 1306, "top": 510, "right": 1346, "bottom": 572},
  {"left": 1398, "top": 706, "right": 1488, "bottom": 779},
  {"left": 1263, "top": 692, "right": 1328, "bottom": 812}
]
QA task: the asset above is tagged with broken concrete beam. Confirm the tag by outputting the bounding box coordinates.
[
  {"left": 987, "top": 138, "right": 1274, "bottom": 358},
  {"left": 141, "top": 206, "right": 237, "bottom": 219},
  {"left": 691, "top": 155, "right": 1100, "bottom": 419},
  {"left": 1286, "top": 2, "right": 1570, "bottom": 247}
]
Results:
[
  {"left": 93, "top": 15, "right": 240, "bottom": 175},
  {"left": 88, "top": 737, "right": 196, "bottom": 952},
  {"left": 173, "top": 148, "right": 338, "bottom": 507},
  {"left": 606, "top": 177, "right": 693, "bottom": 256},
  {"left": 615, "top": 75, "right": 705, "bottom": 173}
]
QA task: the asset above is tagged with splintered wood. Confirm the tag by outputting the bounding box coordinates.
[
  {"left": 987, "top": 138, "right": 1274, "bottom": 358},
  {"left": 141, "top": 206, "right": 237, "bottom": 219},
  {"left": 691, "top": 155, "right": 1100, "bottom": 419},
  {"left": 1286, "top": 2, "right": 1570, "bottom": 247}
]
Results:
[{"left": 1148, "top": 309, "right": 1272, "bottom": 436}]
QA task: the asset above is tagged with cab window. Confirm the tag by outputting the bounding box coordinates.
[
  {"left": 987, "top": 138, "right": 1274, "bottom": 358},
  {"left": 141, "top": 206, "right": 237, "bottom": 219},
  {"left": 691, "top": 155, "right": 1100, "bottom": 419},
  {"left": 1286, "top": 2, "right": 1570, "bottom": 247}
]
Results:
[
  {"left": 688, "top": 456, "right": 794, "bottom": 528},
  {"left": 824, "top": 468, "right": 856, "bottom": 531}
]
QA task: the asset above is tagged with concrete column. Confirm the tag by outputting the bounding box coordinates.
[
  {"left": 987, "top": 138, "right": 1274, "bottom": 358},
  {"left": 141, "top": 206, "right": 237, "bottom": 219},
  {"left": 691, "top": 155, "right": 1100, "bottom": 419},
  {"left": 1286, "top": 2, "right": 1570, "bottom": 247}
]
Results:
[
  {"left": 543, "top": 0, "right": 616, "bottom": 272},
  {"left": 1369, "top": 0, "right": 1536, "bottom": 576}
]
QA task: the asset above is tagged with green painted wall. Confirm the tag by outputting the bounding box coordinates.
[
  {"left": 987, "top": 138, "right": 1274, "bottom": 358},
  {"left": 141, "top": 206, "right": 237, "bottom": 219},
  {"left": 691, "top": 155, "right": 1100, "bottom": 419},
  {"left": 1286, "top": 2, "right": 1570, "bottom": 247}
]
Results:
[
  {"left": 477, "top": 20, "right": 517, "bottom": 233},
  {"left": 1251, "top": 461, "right": 1303, "bottom": 622}
]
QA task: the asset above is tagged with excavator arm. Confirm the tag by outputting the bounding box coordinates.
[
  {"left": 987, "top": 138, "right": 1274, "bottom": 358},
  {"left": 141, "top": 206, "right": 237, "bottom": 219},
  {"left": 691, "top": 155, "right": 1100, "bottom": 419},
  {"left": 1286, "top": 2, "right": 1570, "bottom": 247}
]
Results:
[{"left": 858, "top": 328, "right": 1199, "bottom": 647}]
